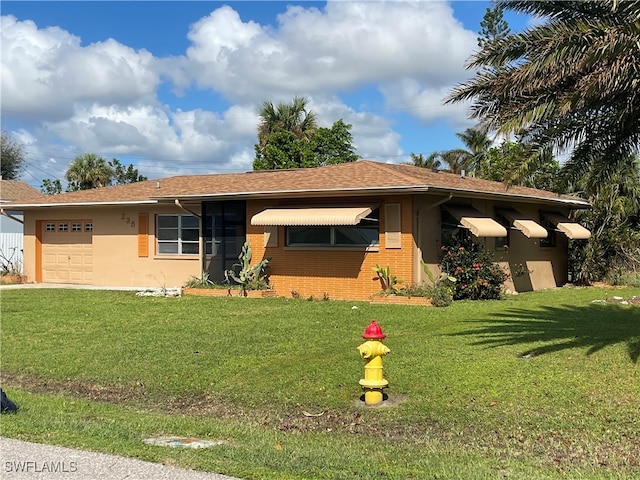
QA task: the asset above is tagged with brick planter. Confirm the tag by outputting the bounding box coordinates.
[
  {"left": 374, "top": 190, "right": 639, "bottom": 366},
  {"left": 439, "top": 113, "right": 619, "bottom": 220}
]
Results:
[
  {"left": 370, "top": 295, "right": 432, "bottom": 306},
  {"left": 183, "top": 288, "right": 278, "bottom": 298},
  {"left": 0, "top": 275, "right": 26, "bottom": 285}
]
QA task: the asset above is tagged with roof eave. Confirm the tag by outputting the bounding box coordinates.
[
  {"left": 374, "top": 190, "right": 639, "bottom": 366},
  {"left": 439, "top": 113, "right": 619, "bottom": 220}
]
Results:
[
  {"left": 5, "top": 200, "right": 159, "bottom": 209},
  {"left": 154, "top": 185, "right": 433, "bottom": 202},
  {"left": 424, "top": 186, "right": 590, "bottom": 208}
]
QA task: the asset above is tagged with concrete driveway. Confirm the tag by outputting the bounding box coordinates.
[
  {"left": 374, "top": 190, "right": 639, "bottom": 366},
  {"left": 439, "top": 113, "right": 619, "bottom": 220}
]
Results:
[{"left": 0, "top": 437, "right": 242, "bottom": 480}]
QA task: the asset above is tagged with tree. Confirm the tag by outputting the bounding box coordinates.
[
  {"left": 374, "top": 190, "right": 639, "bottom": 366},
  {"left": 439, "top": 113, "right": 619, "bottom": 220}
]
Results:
[
  {"left": 569, "top": 156, "right": 640, "bottom": 284},
  {"left": 308, "top": 119, "right": 358, "bottom": 166},
  {"left": 480, "top": 142, "right": 561, "bottom": 191},
  {"left": 446, "top": 0, "right": 640, "bottom": 183},
  {"left": 477, "top": 5, "right": 510, "bottom": 49},
  {"left": 1, "top": 131, "right": 26, "bottom": 180},
  {"left": 40, "top": 179, "right": 63, "bottom": 195},
  {"left": 254, "top": 97, "right": 359, "bottom": 170},
  {"left": 109, "top": 158, "right": 147, "bottom": 185},
  {"left": 408, "top": 152, "right": 441, "bottom": 171},
  {"left": 454, "top": 126, "right": 492, "bottom": 174},
  {"left": 438, "top": 149, "right": 470, "bottom": 175},
  {"left": 256, "top": 96, "right": 317, "bottom": 161},
  {"left": 65, "top": 153, "right": 113, "bottom": 191},
  {"left": 42, "top": 153, "right": 147, "bottom": 192}
]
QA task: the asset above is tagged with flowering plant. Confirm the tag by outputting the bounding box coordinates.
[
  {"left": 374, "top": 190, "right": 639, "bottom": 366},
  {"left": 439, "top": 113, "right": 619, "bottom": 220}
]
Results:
[{"left": 439, "top": 240, "right": 508, "bottom": 300}]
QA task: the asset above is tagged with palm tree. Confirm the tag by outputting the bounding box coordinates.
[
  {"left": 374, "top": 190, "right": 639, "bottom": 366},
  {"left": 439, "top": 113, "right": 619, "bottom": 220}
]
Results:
[
  {"left": 66, "top": 153, "right": 112, "bottom": 190},
  {"left": 446, "top": 0, "right": 640, "bottom": 182},
  {"left": 439, "top": 149, "right": 470, "bottom": 175},
  {"left": 256, "top": 96, "right": 318, "bottom": 156},
  {"left": 408, "top": 152, "right": 442, "bottom": 171},
  {"left": 455, "top": 126, "right": 492, "bottom": 174}
]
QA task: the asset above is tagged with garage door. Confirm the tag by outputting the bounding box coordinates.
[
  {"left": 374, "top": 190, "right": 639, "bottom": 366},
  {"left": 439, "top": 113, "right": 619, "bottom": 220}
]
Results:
[{"left": 41, "top": 221, "right": 93, "bottom": 284}]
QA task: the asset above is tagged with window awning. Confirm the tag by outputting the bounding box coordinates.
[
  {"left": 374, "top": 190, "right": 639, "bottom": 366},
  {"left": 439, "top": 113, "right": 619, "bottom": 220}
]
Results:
[
  {"left": 543, "top": 212, "right": 591, "bottom": 240},
  {"left": 444, "top": 205, "right": 507, "bottom": 238},
  {"left": 496, "top": 208, "right": 548, "bottom": 238},
  {"left": 251, "top": 206, "right": 374, "bottom": 226}
]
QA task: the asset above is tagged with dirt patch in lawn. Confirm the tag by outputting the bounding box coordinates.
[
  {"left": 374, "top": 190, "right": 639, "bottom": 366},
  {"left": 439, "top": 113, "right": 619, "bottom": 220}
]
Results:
[{"left": 3, "top": 373, "right": 639, "bottom": 473}]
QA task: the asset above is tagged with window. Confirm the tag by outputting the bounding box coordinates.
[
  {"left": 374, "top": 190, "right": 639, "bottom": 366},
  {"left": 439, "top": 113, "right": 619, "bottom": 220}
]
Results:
[
  {"left": 494, "top": 214, "right": 510, "bottom": 250},
  {"left": 157, "top": 215, "right": 200, "bottom": 255},
  {"left": 45, "top": 223, "right": 55, "bottom": 231},
  {"left": 58, "top": 223, "right": 68, "bottom": 232},
  {"left": 440, "top": 210, "right": 472, "bottom": 247},
  {"left": 539, "top": 218, "right": 557, "bottom": 248},
  {"left": 85, "top": 223, "right": 93, "bottom": 232},
  {"left": 285, "top": 210, "right": 379, "bottom": 247},
  {"left": 72, "top": 223, "right": 82, "bottom": 232}
]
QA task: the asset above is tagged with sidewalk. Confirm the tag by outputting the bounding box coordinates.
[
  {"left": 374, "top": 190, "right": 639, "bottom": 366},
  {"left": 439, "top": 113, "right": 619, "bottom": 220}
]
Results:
[{"left": 0, "top": 437, "right": 242, "bottom": 480}]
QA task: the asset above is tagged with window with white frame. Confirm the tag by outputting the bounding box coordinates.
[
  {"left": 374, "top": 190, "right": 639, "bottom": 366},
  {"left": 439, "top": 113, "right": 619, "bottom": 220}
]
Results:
[
  {"left": 156, "top": 215, "right": 200, "bottom": 254},
  {"left": 286, "top": 210, "right": 379, "bottom": 247}
]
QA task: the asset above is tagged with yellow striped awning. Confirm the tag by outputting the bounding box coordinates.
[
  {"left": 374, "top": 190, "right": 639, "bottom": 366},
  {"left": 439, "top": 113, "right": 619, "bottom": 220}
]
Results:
[
  {"left": 496, "top": 208, "right": 548, "bottom": 238},
  {"left": 543, "top": 212, "right": 591, "bottom": 240},
  {"left": 444, "top": 205, "right": 507, "bottom": 238},
  {"left": 251, "top": 206, "right": 374, "bottom": 226}
]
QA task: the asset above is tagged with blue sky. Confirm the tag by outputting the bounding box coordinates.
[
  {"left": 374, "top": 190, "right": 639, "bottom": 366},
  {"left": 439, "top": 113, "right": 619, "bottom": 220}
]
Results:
[{"left": 1, "top": 1, "right": 532, "bottom": 188}]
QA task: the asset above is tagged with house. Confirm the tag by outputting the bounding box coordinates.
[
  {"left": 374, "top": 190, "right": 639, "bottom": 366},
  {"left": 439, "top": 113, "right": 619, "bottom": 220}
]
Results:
[
  {"left": 0, "top": 180, "right": 45, "bottom": 273},
  {"left": 4, "top": 161, "right": 591, "bottom": 299}
]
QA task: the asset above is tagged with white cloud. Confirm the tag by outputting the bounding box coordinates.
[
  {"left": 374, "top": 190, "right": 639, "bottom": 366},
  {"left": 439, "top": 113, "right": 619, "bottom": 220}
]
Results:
[
  {"left": 1, "top": 1, "right": 480, "bottom": 181},
  {"left": 169, "top": 1, "right": 476, "bottom": 104},
  {"left": 380, "top": 79, "right": 474, "bottom": 128},
  {"left": 1, "top": 15, "right": 158, "bottom": 121}
]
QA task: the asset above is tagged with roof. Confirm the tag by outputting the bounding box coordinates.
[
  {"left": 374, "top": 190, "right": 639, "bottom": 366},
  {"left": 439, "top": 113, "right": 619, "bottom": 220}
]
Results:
[
  {"left": 0, "top": 180, "right": 44, "bottom": 203},
  {"left": 3, "top": 161, "right": 590, "bottom": 209}
]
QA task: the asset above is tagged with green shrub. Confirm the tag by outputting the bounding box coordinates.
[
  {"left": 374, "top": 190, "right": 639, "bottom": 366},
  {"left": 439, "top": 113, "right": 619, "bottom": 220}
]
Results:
[
  {"left": 401, "top": 283, "right": 434, "bottom": 297},
  {"left": 606, "top": 270, "right": 640, "bottom": 287},
  {"left": 430, "top": 284, "right": 454, "bottom": 307},
  {"left": 440, "top": 241, "right": 508, "bottom": 300}
]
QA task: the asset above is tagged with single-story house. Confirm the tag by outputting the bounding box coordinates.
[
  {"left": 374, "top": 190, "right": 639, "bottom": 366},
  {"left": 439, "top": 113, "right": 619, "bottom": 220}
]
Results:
[
  {"left": 5, "top": 161, "right": 591, "bottom": 300},
  {"left": 0, "top": 180, "right": 45, "bottom": 273}
]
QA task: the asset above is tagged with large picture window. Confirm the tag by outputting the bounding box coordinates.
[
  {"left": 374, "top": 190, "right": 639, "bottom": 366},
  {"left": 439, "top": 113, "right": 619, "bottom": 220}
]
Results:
[
  {"left": 157, "top": 215, "right": 199, "bottom": 255},
  {"left": 286, "top": 210, "right": 379, "bottom": 247}
]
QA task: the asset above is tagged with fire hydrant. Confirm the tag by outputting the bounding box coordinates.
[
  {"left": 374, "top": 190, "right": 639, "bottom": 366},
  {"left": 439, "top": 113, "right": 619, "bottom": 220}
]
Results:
[{"left": 357, "top": 320, "right": 390, "bottom": 406}]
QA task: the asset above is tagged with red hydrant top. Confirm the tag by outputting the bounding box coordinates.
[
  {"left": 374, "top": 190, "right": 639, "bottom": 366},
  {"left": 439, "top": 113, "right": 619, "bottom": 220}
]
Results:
[{"left": 362, "top": 320, "right": 386, "bottom": 339}]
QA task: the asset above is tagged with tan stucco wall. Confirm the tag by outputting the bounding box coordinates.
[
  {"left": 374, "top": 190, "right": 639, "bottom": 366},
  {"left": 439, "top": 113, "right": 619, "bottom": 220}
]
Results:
[
  {"left": 22, "top": 193, "right": 572, "bottom": 297},
  {"left": 414, "top": 195, "right": 569, "bottom": 292},
  {"left": 23, "top": 205, "right": 202, "bottom": 288}
]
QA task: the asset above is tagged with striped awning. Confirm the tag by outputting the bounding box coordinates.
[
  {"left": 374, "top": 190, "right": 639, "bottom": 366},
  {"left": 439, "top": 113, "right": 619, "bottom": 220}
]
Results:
[
  {"left": 444, "top": 205, "right": 507, "bottom": 238},
  {"left": 496, "top": 208, "right": 548, "bottom": 238},
  {"left": 543, "top": 212, "right": 591, "bottom": 240},
  {"left": 251, "top": 206, "right": 374, "bottom": 226}
]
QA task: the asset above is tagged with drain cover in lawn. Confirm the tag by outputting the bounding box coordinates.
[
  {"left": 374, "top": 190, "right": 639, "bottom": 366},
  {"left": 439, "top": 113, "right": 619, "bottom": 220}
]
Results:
[{"left": 144, "top": 436, "right": 225, "bottom": 448}]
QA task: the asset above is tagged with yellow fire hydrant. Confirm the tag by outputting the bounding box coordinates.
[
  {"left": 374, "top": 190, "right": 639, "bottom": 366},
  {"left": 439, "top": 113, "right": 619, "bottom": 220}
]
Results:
[{"left": 357, "top": 320, "right": 390, "bottom": 406}]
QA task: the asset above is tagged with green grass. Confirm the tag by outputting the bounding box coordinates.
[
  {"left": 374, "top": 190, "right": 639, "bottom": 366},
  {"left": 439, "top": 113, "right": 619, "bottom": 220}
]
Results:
[{"left": 1, "top": 286, "right": 639, "bottom": 479}]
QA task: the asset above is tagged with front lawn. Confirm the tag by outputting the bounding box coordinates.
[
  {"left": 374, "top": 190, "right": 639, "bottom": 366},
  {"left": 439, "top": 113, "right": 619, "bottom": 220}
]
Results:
[{"left": 1, "top": 287, "right": 639, "bottom": 479}]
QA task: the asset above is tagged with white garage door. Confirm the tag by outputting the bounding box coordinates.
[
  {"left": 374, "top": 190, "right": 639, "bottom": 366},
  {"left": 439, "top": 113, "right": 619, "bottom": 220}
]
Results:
[{"left": 41, "top": 221, "right": 93, "bottom": 284}]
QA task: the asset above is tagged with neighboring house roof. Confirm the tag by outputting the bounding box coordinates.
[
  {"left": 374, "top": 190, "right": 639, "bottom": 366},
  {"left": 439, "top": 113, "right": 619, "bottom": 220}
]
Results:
[
  {"left": 3, "top": 161, "right": 590, "bottom": 209},
  {"left": 0, "top": 180, "right": 44, "bottom": 203}
]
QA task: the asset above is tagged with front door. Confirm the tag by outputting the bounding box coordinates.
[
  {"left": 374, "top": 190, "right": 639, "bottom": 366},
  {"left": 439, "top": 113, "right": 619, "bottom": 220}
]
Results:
[{"left": 202, "top": 201, "right": 246, "bottom": 283}]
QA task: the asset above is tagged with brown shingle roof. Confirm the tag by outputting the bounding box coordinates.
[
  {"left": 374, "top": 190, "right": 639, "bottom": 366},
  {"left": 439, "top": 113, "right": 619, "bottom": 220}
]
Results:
[
  {"left": 0, "top": 180, "right": 44, "bottom": 202},
  {"left": 4, "top": 161, "right": 589, "bottom": 208}
]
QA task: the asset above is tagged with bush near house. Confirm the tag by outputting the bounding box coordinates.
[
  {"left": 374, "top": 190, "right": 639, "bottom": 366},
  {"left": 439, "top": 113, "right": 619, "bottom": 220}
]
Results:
[{"left": 440, "top": 241, "right": 508, "bottom": 300}]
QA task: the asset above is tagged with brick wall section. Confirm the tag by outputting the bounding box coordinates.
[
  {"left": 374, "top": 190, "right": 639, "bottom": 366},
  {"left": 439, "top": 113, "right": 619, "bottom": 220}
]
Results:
[{"left": 246, "top": 196, "right": 414, "bottom": 301}]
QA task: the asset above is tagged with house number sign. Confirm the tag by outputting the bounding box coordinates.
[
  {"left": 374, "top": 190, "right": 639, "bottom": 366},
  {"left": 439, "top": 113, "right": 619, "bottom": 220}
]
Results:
[{"left": 121, "top": 213, "right": 136, "bottom": 228}]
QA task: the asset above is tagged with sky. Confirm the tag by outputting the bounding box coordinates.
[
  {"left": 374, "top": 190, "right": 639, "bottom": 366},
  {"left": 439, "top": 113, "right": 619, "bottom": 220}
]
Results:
[{"left": 1, "top": 1, "right": 533, "bottom": 189}]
